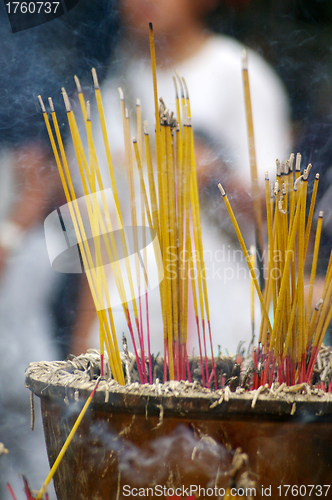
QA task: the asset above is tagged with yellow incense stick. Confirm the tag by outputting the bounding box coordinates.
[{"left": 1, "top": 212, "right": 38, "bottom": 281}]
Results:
[
  {"left": 304, "top": 173, "right": 319, "bottom": 256},
  {"left": 250, "top": 246, "right": 256, "bottom": 342},
  {"left": 242, "top": 49, "right": 264, "bottom": 266},
  {"left": 36, "top": 378, "right": 101, "bottom": 500},
  {"left": 185, "top": 84, "right": 215, "bottom": 368},
  {"left": 305, "top": 211, "right": 323, "bottom": 340},
  {"left": 312, "top": 251, "right": 332, "bottom": 348},
  {"left": 181, "top": 121, "right": 192, "bottom": 351},
  {"left": 166, "top": 124, "right": 179, "bottom": 350},
  {"left": 48, "top": 93, "right": 126, "bottom": 381},
  {"left": 51, "top": 96, "right": 124, "bottom": 381},
  {"left": 218, "top": 183, "right": 272, "bottom": 333}
]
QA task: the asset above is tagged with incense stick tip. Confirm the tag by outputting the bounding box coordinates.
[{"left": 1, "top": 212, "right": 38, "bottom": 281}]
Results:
[
  {"left": 91, "top": 68, "right": 99, "bottom": 89},
  {"left": 136, "top": 98, "right": 141, "bottom": 106},
  {"left": 118, "top": 87, "right": 124, "bottom": 100},
  {"left": 48, "top": 97, "right": 54, "bottom": 113},
  {"left": 86, "top": 101, "right": 91, "bottom": 121},
  {"left": 133, "top": 137, "right": 137, "bottom": 143},
  {"left": 295, "top": 152, "right": 301, "bottom": 171},
  {"left": 182, "top": 77, "right": 189, "bottom": 99},
  {"left": 143, "top": 120, "right": 149, "bottom": 135},
  {"left": 218, "top": 183, "right": 226, "bottom": 196},
  {"left": 149, "top": 22, "right": 153, "bottom": 31},
  {"left": 276, "top": 159, "right": 281, "bottom": 177},
  {"left": 316, "top": 173, "right": 320, "bottom": 180},
  {"left": 293, "top": 174, "right": 303, "bottom": 191},
  {"left": 319, "top": 210, "right": 324, "bottom": 218},
  {"left": 74, "top": 75, "right": 82, "bottom": 93},
  {"left": 172, "top": 76, "right": 179, "bottom": 98},
  {"left": 175, "top": 70, "right": 185, "bottom": 97},
  {"left": 37, "top": 95, "right": 46, "bottom": 113},
  {"left": 61, "top": 88, "right": 71, "bottom": 112},
  {"left": 242, "top": 48, "right": 248, "bottom": 69},
  {"left": 284, "top": 159, "right": 290, "bottom": 175},
  {"left": 307, "top": 163, "right": 312, "bottom": 176}
]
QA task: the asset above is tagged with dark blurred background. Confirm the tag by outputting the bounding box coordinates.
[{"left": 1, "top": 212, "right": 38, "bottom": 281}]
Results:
[{"left": 1, "top": 0, "right": 332, "bottom": 160}]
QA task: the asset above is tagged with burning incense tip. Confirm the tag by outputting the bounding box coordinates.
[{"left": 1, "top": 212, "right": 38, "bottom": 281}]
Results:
[
  {"left": 293, "top": 174, "right": 303, "bottom": 190},
  {"left": 136, "top": 98, "right": 141, "bottom": 106},
  {"left": 318, "top": 211, "right": 324, "bottom": 218},
  {"left": 284, "top": 159, "right": 290, "bottom": 175},
  {"left": 315, "top": 299, "right": 324, "bottom": 310},
  {"left": 133, "top": 137, "right": 137, "bottom": 143},
  {"left": 289, "top": 152, "right": 295, "bottom": 171},
  {"left": 218, "top": 183, "right": 226, "bottom": 197},
  {"left": 182, "top": 77, "right": 189, "bottom": 99},
  {"left": 118, "top": 87, "right": 124, "bottom": 100},
  {"left": 91, "top": 68, "right": 99, "bottom": 89},
  {"left": 61, "top": 88, "right": 71, "bottom": 112},
  {"left": 37, "top": 95, "right": 46, "bottom": 113},
  {"left": 316, "top": 173, "right": 320, "bottom": 180},
  {"left": 143, "top": 120, "right": 149, "bottom": 135},
  {"left": 242, "top": 48, "right": 248, "bottom": 70},
  {"left": 175, "top": 70, "right": 185, "bottom": 98},
  {"left": 276, "top": 159, "right": 281, "bottom": 177},
  {"left": 48, "top": 97, "right": 54, "bottom": 113},
  {"left": 74, "top": 75, "right": 82, "bottom": 93},
  {"left": 265, "top": 172, "right": 269, "bottom": 181}
]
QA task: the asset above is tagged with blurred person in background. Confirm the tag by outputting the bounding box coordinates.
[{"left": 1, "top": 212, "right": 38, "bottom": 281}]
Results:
[
  {"left": 71, "top": 0, "right": 293, "bottom": 358},
  {"left": 0, "top": 1, "right": 117, "bottom": 496}
]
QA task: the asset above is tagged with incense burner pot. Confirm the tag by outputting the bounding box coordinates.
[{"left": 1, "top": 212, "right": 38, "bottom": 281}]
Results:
[{"left": 26, "top": 354, "right": 332, "bottom": 500}]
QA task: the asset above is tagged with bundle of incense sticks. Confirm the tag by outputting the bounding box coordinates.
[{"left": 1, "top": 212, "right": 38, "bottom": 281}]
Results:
[
  {"left": 219, "top": 154, "right": 332, "bottom": 389},
  {"left": 38, "top": 24, "right": 215, "bottom": 386}
]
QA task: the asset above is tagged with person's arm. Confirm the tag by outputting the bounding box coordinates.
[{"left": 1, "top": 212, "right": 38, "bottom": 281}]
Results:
[{"left": 70, "top": 276, "right": 97, "bottom": 356}]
